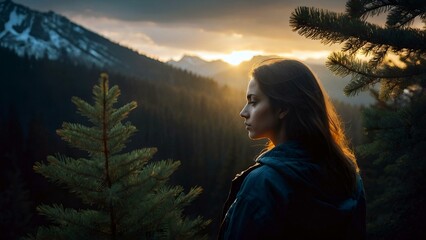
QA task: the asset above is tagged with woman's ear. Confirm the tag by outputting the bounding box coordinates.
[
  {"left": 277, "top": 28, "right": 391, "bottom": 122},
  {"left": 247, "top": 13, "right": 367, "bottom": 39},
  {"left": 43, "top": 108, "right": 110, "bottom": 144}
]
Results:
[{"left": 277, "top": 108, "right": 289, "bottom": 119}]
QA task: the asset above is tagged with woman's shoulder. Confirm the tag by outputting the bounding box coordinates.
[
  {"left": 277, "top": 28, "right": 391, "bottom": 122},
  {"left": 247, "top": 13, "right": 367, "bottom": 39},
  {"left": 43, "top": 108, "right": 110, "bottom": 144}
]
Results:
[
  {"left": 245, "top": 163, "right": 285, "bottom": 181},
  {"left": 237, "top": 163, "right": 293, "bottom": 201}
]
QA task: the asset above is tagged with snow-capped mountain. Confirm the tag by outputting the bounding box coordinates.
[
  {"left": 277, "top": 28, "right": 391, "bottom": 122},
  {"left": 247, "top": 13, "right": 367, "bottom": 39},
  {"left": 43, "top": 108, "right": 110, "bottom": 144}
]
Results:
[
  {"left": 0, "top": 0, "right": 200, "bottom": 84},
  {"left": 168, "top": 55, "right": 208, "bottom": 67},
  {"left": 167, "top": 55, "right": 231, "bottom": 76},
  {"left": 0, "top": 0, "right": 127, "bottom": 68}
]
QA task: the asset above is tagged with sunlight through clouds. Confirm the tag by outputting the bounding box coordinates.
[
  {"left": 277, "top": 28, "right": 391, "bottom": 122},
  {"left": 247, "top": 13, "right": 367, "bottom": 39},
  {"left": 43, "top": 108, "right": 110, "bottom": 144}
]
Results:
[
  {"left": 278, "top": 50, "right": 331, "bottom": 62},
  {"left": 17, "top": 0, "right": 346, "bottom": 64},
  {"left": 65, "top": 13, "right": 338, "bottom": 64}
]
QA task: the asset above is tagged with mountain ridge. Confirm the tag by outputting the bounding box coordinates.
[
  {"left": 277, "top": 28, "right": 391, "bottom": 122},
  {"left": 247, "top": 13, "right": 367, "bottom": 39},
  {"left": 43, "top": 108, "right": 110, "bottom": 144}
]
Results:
[
  {"left": 167, "top": 55, "right": 230, "bottom": 76},
  {"left": 0, "top": 0, "right": 372, "bottom": 105},
  {"left": 0, "top": 0, "right": 218, "bottom": 88},
  {"left": 168, "top": 54, "right": 374, "bottom": 105},
  {"left": 0, "top": 0, "right": 123, "bottom": 67}
]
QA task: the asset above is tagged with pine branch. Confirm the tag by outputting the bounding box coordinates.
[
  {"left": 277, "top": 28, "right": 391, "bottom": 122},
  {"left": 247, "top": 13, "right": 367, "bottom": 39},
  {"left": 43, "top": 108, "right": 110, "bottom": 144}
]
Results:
[
  {"left": 33, "top": 156, "right": 111, "bottom": 206},
  {"left": 112, "top": 160, "right": 150, "bottom": 185},
  {"left": 347, "top": 0, "right": 395, "bottom": 19},
  {"left": 386, "top": 1, "right": 426, "bottom": 28},
  {"left": 109, "top": 148, "right": 156, "bottom": 179},
  {"left": 327, "top": 52, "right": 426, "bottom": 97},
  {"left": 115, "top": 170, "right": 159, "bottom": 200},
  {"left": 173, "top": 186, "right": 203, "bottom": 209},
  {"left": 34, "top": 155, "right": 102, "bottom": 188},
  {"left": 117, "top": 160, "right": 181, "bottom": 195},
  {"left": 121, "top": 186, "right": 186, "bottom": 236},
  {"left": 91, "top": 85, "right": 119, "bottom": 120},
  {"left": 346, "top": 0, "right": 426, "bottom": 28},
  {"left": 57, "top": 123, "right": 103, "bottom": 153},
  {"left": 107, "top": 122, "right": 137, "bottom": 155},
  {"left": 37, "top": 204, "right": 110, "bottom": 236},
  {"left": 108, "top": 101, "right": 137, "bottom": 129},
  {"left": 290, "top": 6, "right": 426, "bottom": 53},
  {"left": 72, "top": 96, "right": 99, "bottom": 126},
  {"left": 170, "top": 216, "right": 211, "bottom": 240},
  {"left": 113, "top": 161, "right": 182, "bottom": 216},
  {"left": 379, "top": 79, "right": 400, "bottom": 99},
  {"left": 388, "top": 7, "right": 415, "bottom": 28}
]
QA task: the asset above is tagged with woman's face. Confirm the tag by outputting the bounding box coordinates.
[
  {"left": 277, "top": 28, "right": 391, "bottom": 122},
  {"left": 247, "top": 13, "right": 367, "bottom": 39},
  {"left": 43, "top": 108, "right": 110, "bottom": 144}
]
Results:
[{"left": 240, "top": 79, "right": 283, "bottom": 141}]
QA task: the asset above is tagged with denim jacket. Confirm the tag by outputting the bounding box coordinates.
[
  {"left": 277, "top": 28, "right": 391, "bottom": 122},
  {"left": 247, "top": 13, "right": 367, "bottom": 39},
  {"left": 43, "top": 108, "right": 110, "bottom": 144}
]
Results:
[{"left": 218, "top": 141, "right": 366, "bottom": 240}]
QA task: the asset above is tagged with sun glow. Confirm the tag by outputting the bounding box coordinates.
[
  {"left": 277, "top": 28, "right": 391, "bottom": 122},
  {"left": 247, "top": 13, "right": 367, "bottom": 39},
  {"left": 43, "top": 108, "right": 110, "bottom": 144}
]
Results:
[
  {"left": 222, "top": 50, "right": 264, "bottom": 66},
  {"left": 277, "top": 50, "right": 331, "bottom": 61}
]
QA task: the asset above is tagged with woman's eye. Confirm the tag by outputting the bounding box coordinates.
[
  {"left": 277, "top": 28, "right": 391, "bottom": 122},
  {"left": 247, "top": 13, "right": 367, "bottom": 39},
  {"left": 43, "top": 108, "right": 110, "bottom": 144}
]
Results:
[{"left": 249, "top": 101, "right": 257, "bottom": 105}]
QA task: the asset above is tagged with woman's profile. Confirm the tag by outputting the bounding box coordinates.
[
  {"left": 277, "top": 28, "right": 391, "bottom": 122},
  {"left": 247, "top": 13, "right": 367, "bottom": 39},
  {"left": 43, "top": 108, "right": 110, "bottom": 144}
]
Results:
[{"left": 218, "top": 59, "right": 366, "bottom": 239}]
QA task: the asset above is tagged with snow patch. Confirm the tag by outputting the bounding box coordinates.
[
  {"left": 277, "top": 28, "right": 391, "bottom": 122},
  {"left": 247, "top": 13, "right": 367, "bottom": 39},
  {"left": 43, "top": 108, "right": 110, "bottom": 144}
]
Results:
[
  {"left": 73, "top": 26, "right": 82, "bottom": 33},
  {"left": 89, "top": 49, "right": 101, "bottom": 58},
  {"left": 15, "top": 25, "right": 30, "bottom": 41},
  {"left": 181, "top": 55, "right": 206, "bottom": 66},
  {"left": 4, "top": 7, "right": 26, "bottom": 35},
  {"left": 78, "top": 39, "right": 87, "bottom": 50},
  {"left": 68, "top": 45, "right": 81, "bottom": 56},
  {"left": 49, "top": 30, "right": 61, "bottom": 47},
  {"left": 16, "top": 15, "right": 33, "bottom": 41},
  {"left": 1, "top": 4, "right": 124, "bottom": 69}
]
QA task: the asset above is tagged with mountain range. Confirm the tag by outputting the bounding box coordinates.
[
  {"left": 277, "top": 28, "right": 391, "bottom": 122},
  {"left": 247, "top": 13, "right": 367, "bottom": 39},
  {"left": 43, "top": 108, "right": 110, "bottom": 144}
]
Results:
[
  {"left": 0, "top": 0, "right": 121, "bottom": 67},
  {"left": 167, "top": 55, "right": 230, "bottom": 77},
  {"left": 168, "top": 55, "right": 374, "bottom": 105},
  {"left": 0, "top": 0, "right": 215, "bottom": 86},
  {"left": 0, "top": 0, "right": 373, "bottom": 105}
]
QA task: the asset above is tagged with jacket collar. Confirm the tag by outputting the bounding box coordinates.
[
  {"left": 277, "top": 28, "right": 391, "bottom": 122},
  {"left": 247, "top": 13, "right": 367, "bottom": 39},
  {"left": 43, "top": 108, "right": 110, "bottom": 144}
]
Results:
[{"left": 256, "top": 140, "right": 311, "bottom": 162}]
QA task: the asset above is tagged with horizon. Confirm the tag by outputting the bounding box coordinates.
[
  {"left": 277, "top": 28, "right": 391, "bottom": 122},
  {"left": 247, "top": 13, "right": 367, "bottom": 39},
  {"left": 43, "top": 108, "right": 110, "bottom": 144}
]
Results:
[{"left": 168, "top": 53, "right": 329, "bottom": 66}]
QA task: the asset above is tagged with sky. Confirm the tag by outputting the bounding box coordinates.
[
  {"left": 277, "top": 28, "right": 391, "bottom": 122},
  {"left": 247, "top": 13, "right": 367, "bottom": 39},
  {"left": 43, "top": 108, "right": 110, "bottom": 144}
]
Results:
[{"left": 16, "top": 0, "right": 348, "bottom": 65}]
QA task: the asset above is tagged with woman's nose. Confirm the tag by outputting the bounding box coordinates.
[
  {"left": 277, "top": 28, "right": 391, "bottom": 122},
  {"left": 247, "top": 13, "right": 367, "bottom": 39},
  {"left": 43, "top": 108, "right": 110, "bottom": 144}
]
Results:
[{"left": 240, "top": 105, "right": 248, "bottom": 118}]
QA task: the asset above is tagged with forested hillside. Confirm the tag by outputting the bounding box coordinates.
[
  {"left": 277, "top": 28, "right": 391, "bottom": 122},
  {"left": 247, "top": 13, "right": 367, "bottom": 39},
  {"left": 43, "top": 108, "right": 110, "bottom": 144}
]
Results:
[{"left": 0, "top": 46, "right": 365, "bottom": 238}]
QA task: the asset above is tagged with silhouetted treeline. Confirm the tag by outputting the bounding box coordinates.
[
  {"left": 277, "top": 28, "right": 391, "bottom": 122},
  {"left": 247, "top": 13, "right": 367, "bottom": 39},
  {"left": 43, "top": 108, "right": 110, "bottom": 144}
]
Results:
[{"left": 0, "top": 47, "right": 365, "bottom": 239}]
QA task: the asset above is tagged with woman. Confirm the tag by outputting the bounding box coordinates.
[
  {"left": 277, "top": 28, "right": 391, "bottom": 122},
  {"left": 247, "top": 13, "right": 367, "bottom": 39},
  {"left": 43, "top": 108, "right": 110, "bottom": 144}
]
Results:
[{"left": 218, "top": 59, "right": 366, "bottom": 239}]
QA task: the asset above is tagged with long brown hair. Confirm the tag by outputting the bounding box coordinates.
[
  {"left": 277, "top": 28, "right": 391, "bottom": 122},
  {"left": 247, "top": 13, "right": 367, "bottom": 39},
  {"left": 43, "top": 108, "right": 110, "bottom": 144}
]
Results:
[{"left": 252, "top": 59, "right": 359, "bottom": 195}]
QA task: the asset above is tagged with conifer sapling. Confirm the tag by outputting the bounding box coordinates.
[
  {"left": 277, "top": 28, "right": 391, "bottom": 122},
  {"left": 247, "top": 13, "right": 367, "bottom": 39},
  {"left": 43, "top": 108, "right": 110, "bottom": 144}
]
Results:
[{"left": 32, "top": 73, "right": 210, "bottom": 239}]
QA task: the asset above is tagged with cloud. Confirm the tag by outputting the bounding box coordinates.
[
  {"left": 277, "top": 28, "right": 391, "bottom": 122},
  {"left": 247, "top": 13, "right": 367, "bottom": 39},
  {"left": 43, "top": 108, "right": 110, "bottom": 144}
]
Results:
[
  {"left": 67, "top": 14, "right": 339, "bottom": 61},
  {"left": 17, "top": 0, "right": 346, "bottom": 39},
  {"left": 15, "top": 0, "right": 345, "bottom": 61}
]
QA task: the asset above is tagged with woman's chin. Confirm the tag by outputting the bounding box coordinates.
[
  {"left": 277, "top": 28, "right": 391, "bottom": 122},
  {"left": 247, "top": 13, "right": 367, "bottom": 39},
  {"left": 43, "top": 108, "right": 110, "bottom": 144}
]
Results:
[
  {"left": 248, "top": 132, "right": 268, "bottom": 141},
  {"left": 248, "top": 132, "right": 260, "bottom": 140},
  {"left": 248, "top": 132, "right": 254, "bottom": 139}
]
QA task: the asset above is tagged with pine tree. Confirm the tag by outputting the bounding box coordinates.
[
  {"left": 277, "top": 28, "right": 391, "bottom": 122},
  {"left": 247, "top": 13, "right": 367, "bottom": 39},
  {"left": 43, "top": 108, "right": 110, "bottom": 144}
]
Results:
[
  {"left": 291, "top": 1, "right": 426, "bottom": 238},
  {"left": 30, "top": 73, "right": 209, "bottom": 239}
]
